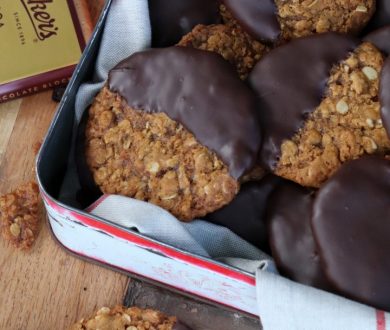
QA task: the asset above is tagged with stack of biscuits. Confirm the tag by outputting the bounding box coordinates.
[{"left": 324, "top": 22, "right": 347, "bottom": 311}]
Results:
[{"left": 78, "top": 0, "right": 390, "bottom": 312}]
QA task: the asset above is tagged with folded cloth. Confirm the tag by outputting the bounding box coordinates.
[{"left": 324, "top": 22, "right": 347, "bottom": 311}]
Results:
[
  {"left": 88, "top": 195, "right": 273, "bottom": 265},
  {"left": 256, "top": 269, "right": 389, "bottom": 330},
  {"left": 68, "top": 1, "right": 390, "bottom": 329}
]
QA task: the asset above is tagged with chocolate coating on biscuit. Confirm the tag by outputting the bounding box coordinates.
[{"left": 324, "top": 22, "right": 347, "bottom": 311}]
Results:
[
  {"left": 380, "top": 57, "right": 390, "bottom": 139},
  {"left": 205, "top": 175, "right": 283, "bottom": 251},
  {"left": 249, "top": 33, "right": 359, "bottom": 170},
  {"left": 364, "top": 0, "right": 390, "bottom": 33},
  {"left": 267, "top": 182, "right": 330, "bottom": 290},
  {"left": 173, "top": 321, "right": 192, "bottom": 330},
  {"left": 312, "top": 156, "right": 390, "bottom": 311},
  {"left": 149, "top": 0, "right": 220, "bottom": 47},
  {"left": 222, "top": 0, "right": 280, "bottom": 43},
  {"left": 108, "top": 47, "right": 261, "bottom": 179},
  {"left": 364, "top": 25, "right": 390, "bottom": 55}
]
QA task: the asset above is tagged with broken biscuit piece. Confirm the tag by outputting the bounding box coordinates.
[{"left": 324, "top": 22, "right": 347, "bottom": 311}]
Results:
[{"left": 0, "top": 182, "right": 41, "bottom": 250}]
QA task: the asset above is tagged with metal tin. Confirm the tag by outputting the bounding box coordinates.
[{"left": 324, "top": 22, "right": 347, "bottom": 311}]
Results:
[{"left": 36, "top": 0, "right": 258, "bottom": 315}]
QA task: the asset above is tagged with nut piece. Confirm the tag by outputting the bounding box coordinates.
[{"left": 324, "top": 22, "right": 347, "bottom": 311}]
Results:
[
  {"left": 336, "top": 100, "right": 349, "bottom": 115},
  {"left": 9, "top": 223, "right": 21, "bottom": 237},
  {"left": 366, "top": 118, "right": 374, "bottom": 128},
  {"left": 355, "top": 5, "right": 368, "bottom": 12},
  {"left": 362, "top": 66, "right": 378, "bottom": 80}
]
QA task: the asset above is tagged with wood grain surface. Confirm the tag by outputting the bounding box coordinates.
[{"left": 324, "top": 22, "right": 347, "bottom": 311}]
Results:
[
  {"left": 0, "top": 2, "right": 130, "bottom": 329},
  {"left": 0, "top": 92, "right": 128, "bottom": 330}
]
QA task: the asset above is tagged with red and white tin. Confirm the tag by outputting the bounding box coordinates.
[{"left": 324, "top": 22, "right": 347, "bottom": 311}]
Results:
[{"left": 36, "top": 0, "right": 258, "bottom": 316}]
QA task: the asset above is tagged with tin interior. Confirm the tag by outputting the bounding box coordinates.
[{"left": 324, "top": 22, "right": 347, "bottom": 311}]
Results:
[{"left": 36, "top": 0, "right": 255, "bottom": 280}]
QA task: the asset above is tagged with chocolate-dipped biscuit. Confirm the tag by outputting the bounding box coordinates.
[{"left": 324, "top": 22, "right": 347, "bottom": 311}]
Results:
[
  {"left": 221, "top": 0, "right": 280, "bottom": 43},
  {"left": 205, "top": 175, "right": 283, "bottom": 251},
  {"left": 364, "top": 25, "right": 390, "bottom": 55},
  {"left": 380, "top": 57, "right": 390, "bottom": 138},
  {"left": 149, "top": 0, "right": 220, "bottom": 47},
  {"left": 85, "top": 47, "right": 261, "bottom": 221},
  {"left": 312, "top": 156, "right": 390, "bottom": 311},
  {"left": 221, "top": 0, "right": 374, "bottom": 43},
  {"left": 364, "top": 0, "right": 390, "bottom": 33},
  {"left": 250, "top": 34, "right": 390, "bottom": 188},
  {"left": 267, "top": 181, "right": 330, "bottom": 290},
  {"left": 177, "top": 24, "right": 268, "bottom": 80}
]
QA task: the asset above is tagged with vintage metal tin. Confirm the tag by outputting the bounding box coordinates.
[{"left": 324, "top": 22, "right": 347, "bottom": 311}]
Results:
[{"left": 36, "top": 0, "right": 258, "bottom": 315}]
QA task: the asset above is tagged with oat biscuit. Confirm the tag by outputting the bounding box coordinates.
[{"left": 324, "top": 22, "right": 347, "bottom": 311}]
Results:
[
  {"left": 267, "top": 181, "right": 331, "bottom": 290},
  {"left": 312, "top": 156, "right": 390, "bottom": 311},
  {"left": 275, "top": 0, "right": 375, "bottom": 40},
  {"left": 84, "top": 47, "right": 261, "bottom": 221},
  {"left": 250, "top": 33, "right": 390, "bottom": 188},
  {"left": 86, "top": 88, "right": 239, "bottom": 221},
  {"left": 149, "top": 0, "right": 220, "bottom": 47},
  {"left": 0, "top": 182, "right": 41, "bottom": 250},
  {"left": 275, "top": 42, "right": 390, "bottom": 187},
  {"left": 70, "top": 305, "right": 190, "bottom": 330},
  {"left": 220, "top": 0, "right": 375, "bottom": 43},
  {"left": 177, "top": 24, "right": 267, "bottom": 79}
]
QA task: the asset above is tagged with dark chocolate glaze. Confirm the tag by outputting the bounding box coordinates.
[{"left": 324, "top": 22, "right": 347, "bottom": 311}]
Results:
[
  {"left": 312, "top": 156, "right": 390, "bottom": 311},
  {"left": 380, "top": 57, "right": 390, "bottom": 139},
  {"left": 172, "top": 321, "right": 192, "bottom": 330},
  {"left": 363, "top": 25, "right": 390, "bottom": 55},
  {"left": 363, "top": 0, "right": 390, "bottom": 33},
  {"left": 249, "top": 33, "right": 359, "bottom": 170},
  {"left": 75, "top": 109, "right": 103, "bottom": 207},
  {"left": 205, "top": 175, "right": 283, "bottom": 252},
  {"left": 148, "top": 0, "right": 220, "bottom": 47},
  {"left": 222, "top": 0, "right": 280, "bottom": 43},
  {"left": 267, "top": 181, "right": 331, "bottom": 290},
  {"left": 109, "top": 47, "right": 261, "bottom": 179}
]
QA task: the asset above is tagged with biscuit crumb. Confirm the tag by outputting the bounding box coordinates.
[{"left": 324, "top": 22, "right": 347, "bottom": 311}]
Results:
[
  {"left": 0, "top": 182, "right": 41, "bottom": 250},
  {"left": 69, "top": 305, "right": 180, "bottom": 330}
]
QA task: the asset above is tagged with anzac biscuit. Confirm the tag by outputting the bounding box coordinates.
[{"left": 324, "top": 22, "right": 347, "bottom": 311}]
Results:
[
  {"left": 312, "top": 156, "right": 390, "bottom": 311},
  {"left": 220, "top": 0, "right": 375, "bottom": 42},
  {"left": 267, "top": 181, "right": 330, "bottom": 290},
  {"left": 177, "top": 24, "right": 267, "bottom": 80},
  {"left": 250, "top": 34, "right": 390, "bottom": 187},
  {"left": 205, "top": 175, "right": 282, "bottom": 251},
  {"left": 85, "top": 47, "right": 261, "bottom": 221},
  {"left": 149, "top": 0, "right": 220, "bottom": 47},
  {"left": 70, "top": 305, "right": 191, "bottom": 330}
]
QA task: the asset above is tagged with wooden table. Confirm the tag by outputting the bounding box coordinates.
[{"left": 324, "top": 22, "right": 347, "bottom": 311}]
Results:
[{"left": 0, "top": 93, "right": 129, "bottom": 329}]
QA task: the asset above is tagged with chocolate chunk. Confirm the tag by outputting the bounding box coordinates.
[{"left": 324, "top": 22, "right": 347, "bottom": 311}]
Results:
[
  {"left": 249, "top": 33, "right": 359, "bottom": 170},
  {"left": 363, "top": 25, "right": 390, "bottom": 55},
  {"left": 222, "top": 0, "right": 280, "bottom": 43},
  {"left": 109, "top": 47, "right": 261, "bottom": 179},
  {"left": 312, "top": 156, "right": 390, "bottom": 311},
  {"left": 149, "top": 0, "right": 220, "bottom": 47},
  {"left": 205, "top": 175, "right": 283, "bottom": 251},
  {"left": 364, "top": 0, "right": 390, "bottom": 33},
  {"left": 380, "top": 57, "right": 390, "bottom": 139},
  {"left": 267, "top": 181, "right": 330, "bottom": 290}
]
